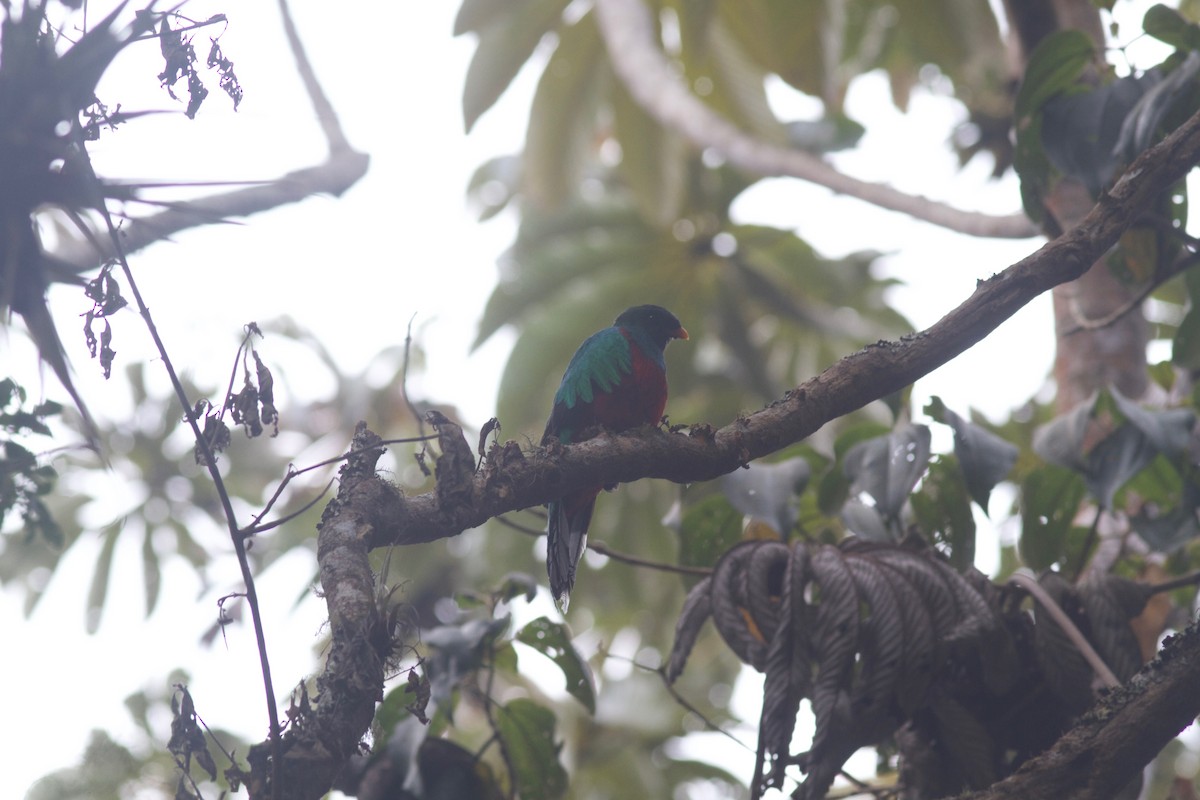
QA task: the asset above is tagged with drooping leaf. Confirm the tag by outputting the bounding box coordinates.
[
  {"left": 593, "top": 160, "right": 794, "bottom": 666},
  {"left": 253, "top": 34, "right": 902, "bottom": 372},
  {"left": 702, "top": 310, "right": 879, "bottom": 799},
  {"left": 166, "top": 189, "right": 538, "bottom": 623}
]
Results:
[
  {"left": 1133, "top": 504, "right": 1200, "bottom": 552},
  {"left": 494, "top": 699, "right": 568, "bottom": 800},
  {"left": 86, "top": 524, "right": 121, "bottom": 633},
  {"left": 141, "top": 525, "right": 161, "bottom": 616},
  {"left": 840, "top": 499, "right": 891, "bottom": 541},
  {"left": 925, "top": 397, "right": 1018, "bottom": 513},
  {"left": 460, "top": 0, "right": 571, "bottom": 132},
  {"left": 495, "top": 572, "right": 539, "bottom": 604},
  {"left": 424, "top": 617, "right": 510, "bottom": 713},
  {"left": 1143, "top": 4, "right": 1200, "bottom": 51},
  {"left": 611, "top": 77, "right": 687, "bottom": 227},
  {"left": 1109, "top": 387, "right": 1195, "bottom": 457},
  {"left": 516, "top": 617, "right": 596, "bottom": 713},
  {"left": 1034, "top": 389, "right": 1195, "bottom": 507},
  {"left": 523, "top": 9, "right": 606, "bottom": 205},
  {"left": 718, "top": 456, "right": 810, "bottom": 537},
  {"left": 1014, "top": 30, "right": 1096, "bottom": 121},
  {"left": 1013, "top": 29, "right": 1095, "bottom": 219},
  {"left": 1040, "top": 73, "right": 1155, "bottom": 196},
  {"left": 842, "top": 423, "right": 932, "bottom": 519}
]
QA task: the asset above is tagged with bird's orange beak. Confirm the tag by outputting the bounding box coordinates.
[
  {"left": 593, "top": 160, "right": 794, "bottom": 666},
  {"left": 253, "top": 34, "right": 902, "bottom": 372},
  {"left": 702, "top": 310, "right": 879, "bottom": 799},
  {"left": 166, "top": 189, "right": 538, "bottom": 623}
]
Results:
[{"left": 676, "top": 327, "right": 689, "bottom": 341}]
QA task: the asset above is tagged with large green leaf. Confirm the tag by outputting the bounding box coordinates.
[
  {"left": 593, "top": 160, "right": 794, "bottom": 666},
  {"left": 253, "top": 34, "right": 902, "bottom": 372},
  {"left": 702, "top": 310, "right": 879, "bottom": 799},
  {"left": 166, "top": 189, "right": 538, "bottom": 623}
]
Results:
[
  {"left": 461, "top": 0, "right": 571, "bottom": 132},
  {"left": 925, "top": 397, "right": 1018, "bottom": 514},
  {"left": 611, "top": 79, "right": 687, "bottom": 227},
  {"left": 86, "top": 524, "right": 121, "bottom": 634},
  {"left": 678, "top": 493, "right": 743, "bottom": 578},
  {"left": 494, "top": 698, "right": 568, "bottom": 800},
  {"left": 1019, "top": 464, "right": 1086, "bottom": 570},
  {"left": 524, "top": 9, "right": 606, "bottom": 206},
  {"left": 516, "top": 617, "right": 596, "bottom": 713},
  {"left": 1144, "top": 4, "right": 1200, "bottom": 51},
  {"left": 1014, "top": 30, "right": 1095, "bottom": 121}
]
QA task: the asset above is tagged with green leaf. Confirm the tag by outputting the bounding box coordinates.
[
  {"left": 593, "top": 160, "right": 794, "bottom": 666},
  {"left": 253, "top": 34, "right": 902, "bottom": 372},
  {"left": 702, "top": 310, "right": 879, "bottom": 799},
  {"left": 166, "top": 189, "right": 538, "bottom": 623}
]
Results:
[
  {"left": 1014, "top": 30, "right": 1095, "bottom": 120},
  {"left": 1019, "top": 464, "right": 1086, "bottom": 570},
  {"left": 1144, "top": 4, "right": 1200, "bottom": 51},
  {"left": 677, "top": 493, "right": 743, "bottom": 580},
  {"left": 1014, "top": 111, "right": 1052, "bottom": 222},
  {"left": 1013, "top": 29, "right": 1094, "bottom": 218},
  {"left": 454, "top": 0, "right": 514, "bottom": 35},
  {"left": 496, "top": 572, "right": 539, "bottom": 604},
  {"left": 494, "top": 699, "right": 568, "bottom": 800},
  {"left": 611, "top": 78, "right": 687, "bottom": 227},
  {"left": 141, "top": 526, "right": 161, "bottom": 616},
  {"left": 842, "top": 423, "right": 932, "bottom": 518},
  {"left": 461, "top": 0, "right": 571, "bottom": 132},
  {"left": 1034, "top": 390, "right": 1195, "bottom": 507},
  {"left": 1174, "top": 306, "right": 1200, "bottom": 370},
  {"left": 524, "top": 10, "right": 606, "bottom": 205},
  {"left": 516, "top": 617, "right": 596, "bottom": 713},
  {"left": 910, "top": 456, "right": 977, "bottom": 570},
  {"left": 925, "top": 397, "right": 1018, "bottom": 513},
  {"left": 87, "top": 525, "right": 121, "bottom": 633}
]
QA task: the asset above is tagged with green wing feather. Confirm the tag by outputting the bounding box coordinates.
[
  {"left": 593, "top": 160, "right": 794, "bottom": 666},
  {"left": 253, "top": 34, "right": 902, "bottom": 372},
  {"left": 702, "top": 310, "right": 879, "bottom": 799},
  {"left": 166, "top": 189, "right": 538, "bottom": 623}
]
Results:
[{"left": 555, "top": 327, "right": 631, "bottom": 409}]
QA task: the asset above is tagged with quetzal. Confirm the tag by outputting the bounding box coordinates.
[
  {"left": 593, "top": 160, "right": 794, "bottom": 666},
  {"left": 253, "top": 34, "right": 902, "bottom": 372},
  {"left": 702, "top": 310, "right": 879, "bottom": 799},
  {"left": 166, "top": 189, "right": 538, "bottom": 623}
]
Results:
[{"left": 542, "top": 305, "right": 688, "bottom": 610}]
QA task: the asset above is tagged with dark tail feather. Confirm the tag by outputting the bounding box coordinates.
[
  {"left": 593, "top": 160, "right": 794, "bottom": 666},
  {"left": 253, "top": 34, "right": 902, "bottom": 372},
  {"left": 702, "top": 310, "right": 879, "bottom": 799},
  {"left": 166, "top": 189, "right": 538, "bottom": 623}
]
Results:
[{"left": 546, "top": 490, "right": 598, "bottom": 611}]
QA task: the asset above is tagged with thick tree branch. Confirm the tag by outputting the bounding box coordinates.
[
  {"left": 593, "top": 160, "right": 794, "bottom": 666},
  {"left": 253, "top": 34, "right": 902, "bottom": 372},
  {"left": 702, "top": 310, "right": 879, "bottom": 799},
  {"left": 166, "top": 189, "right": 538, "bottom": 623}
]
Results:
[
  {"left": 351, "top": 102, "right": 1200, "bottom": 550},
  {"left": 591, "top": 0, "right": 1038, "bottom": 240},
  {"left": 247, "top": 424, "right": 390, "bottom": 800},
  {"left": 963, "top": 621, "right": 1200, "bottom": 799}
]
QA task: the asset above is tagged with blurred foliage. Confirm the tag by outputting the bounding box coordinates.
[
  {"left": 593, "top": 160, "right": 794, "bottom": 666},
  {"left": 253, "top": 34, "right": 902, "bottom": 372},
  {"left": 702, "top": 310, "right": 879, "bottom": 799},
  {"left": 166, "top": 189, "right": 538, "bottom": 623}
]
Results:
[{"left": 10, "top": 0, "right": 1200, "bottom": 799}]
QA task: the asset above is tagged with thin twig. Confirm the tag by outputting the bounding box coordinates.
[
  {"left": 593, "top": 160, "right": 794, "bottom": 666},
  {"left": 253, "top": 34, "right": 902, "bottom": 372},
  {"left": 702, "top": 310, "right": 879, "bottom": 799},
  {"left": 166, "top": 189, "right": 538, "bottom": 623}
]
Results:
[
  {"left": 400, "top": 313, "right": 426, "bottom": 439},
  {"left": 1061, "top": 250, "right": 1199, "bottom": 335},
  {"left": 1070, "top": 505, "right": 1105, "bottom": 583},
  {"left": 251, "top": 434, "right": 436, "bottom": 526},
  {"left": 243, "top": 478, "right": 334, "bottom": 536},
  {"left": 608, "top": 653, "right": 753, "bottom": 752},
  {"left": 1147, "top": 569, "right": 1200, "bottom": 595},
  {"left": 494, "top": 514, "right": 712, "bottom": 576},
  {"left": 277, "top": 0, "right": 350, "bottom": 153},
  {"left": 587, "top": 540, "right": 712, "bottom": 576},
  {"left": 92, "top": 191, "right": 285, "bottom": 795},
  {"left": 1009, "top": 570, "right": 1121, "bottom": 688}
]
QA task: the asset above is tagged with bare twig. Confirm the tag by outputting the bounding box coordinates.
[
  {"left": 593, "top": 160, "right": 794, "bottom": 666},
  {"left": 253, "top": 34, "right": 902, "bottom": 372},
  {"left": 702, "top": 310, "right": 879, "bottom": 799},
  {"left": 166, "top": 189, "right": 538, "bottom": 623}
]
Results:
[
  {"left": 1061, "top": 250, "right": 1199, "bottom": 335},
  {"left": 494, "top": 514, "right": 712, "bottom": 576},
  {"left": 400, "top": 313, "right": 426, "bottom": 438},
  {"left": 1069, "top": 505, "right": 1104, "bottom": 582},
  {"left": 1008, "top": 570, "right": 1121, "bottom": 688},
  {"left": 591, "top": 0, "right": 1038, "bottom": 240},
  {"left": 244, "top": 478, "right": 333, "bottom": 536},
  {"left": 607, "top": 653, "right": 753, "bottom": 752},
  {"left": 84, "top": 162, "right": 286, "bottom": 796}
]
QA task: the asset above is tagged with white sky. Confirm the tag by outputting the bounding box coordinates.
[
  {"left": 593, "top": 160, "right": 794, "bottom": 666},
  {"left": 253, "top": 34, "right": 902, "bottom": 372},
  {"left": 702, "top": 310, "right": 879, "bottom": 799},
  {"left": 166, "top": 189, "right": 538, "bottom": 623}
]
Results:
[{"left": 0, "top": 1, "right": 1176, "bottom": 797}]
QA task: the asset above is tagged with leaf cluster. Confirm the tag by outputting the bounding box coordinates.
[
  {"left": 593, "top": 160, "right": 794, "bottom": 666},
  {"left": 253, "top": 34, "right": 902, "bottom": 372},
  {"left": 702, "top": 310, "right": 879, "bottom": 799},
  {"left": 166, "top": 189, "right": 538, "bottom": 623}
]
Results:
[{"left": 668, "top": 536, "right": 1158, "bottom": 799}]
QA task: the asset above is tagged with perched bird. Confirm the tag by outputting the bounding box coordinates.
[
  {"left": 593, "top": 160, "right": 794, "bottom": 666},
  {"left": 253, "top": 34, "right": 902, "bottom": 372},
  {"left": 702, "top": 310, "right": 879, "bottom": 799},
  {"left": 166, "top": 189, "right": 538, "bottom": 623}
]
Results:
[{"left": 542, "top": 305, "right": 688, "bottom": 610}]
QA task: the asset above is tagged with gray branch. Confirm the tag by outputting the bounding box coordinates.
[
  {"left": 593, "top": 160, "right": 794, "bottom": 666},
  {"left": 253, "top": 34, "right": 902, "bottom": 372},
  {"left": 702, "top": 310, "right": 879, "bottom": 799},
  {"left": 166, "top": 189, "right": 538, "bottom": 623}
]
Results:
[{"left": 592, "top": 0, "right": 1038, "bottom": 240}]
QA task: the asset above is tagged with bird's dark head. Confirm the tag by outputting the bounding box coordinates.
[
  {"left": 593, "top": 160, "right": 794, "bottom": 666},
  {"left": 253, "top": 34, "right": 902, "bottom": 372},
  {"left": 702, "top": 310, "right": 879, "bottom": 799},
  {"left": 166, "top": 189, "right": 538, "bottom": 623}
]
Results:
[{"left": 615, "top": 305, "right": 689, "bottom": 350}]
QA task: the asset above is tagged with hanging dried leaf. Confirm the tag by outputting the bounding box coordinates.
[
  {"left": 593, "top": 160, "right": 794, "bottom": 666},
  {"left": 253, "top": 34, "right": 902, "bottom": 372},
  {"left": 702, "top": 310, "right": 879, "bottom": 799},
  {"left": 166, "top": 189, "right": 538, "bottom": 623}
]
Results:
[{"left": 669, "top": 535, "right": 1157, "bottom": 799}]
